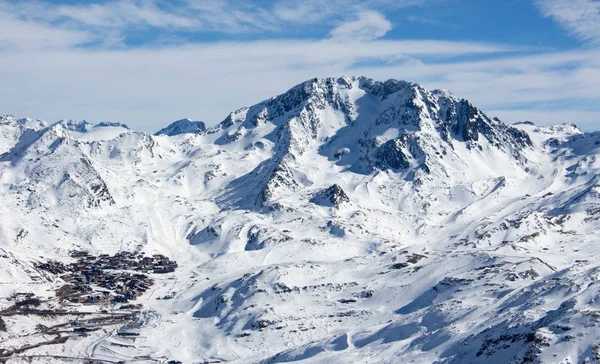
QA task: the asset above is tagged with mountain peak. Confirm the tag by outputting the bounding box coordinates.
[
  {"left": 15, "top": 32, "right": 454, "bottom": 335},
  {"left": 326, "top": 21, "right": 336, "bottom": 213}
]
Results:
[
  {"left": 155, "top": 118, "right": 206, "bottom": 136},
  {"left": 53, "top": 119, "right": 93, "bottom": 132},
  {"left": 213, "top": 76, "right": 533, "bottom": 209}
]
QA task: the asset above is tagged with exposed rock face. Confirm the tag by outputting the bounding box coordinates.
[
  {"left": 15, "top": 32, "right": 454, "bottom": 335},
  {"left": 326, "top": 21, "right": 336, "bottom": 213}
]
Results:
[
  {"left": 245, "top": 225, "right": 292, "bottom": 251},
  {"left": 96, "top": 121, "right": 130, "bottom": 129},
  {"left": 311, "top": 184, "right": 350, "bottom": 207},
  {"left": 375, "top": 139, "right": 411, "bottom": 170}
]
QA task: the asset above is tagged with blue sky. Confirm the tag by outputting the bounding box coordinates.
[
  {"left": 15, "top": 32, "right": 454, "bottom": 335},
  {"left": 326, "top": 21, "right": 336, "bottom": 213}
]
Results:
[{"left": 0, "top": 0, "right": 599, "bottom": 131}]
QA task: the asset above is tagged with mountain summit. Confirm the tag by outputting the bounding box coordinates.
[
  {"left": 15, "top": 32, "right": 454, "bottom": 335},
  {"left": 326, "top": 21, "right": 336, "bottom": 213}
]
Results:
[
  {"left": 0, "top": 77, "right": 599, "bottom": 363},
  {"left": 154, "top": 118, "right": 206, "bottom": 136},
  {"left": 213, "top": 77, "right": 532, "bottom": 208}
]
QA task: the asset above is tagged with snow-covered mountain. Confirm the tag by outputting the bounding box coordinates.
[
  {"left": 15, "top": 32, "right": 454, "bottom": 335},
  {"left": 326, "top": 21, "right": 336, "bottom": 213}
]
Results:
[
  {"left": 1, "top": 77, "right": 600, "bottom": 363},
  {"left": 155, "top": 118, "right": 206, "bottom": 136}
]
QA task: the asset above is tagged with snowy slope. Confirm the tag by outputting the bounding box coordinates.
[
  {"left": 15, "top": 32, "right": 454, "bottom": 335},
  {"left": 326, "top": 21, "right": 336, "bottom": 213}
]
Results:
[{"left": 1, "top": 77, "right": 600, "bottom": 363}]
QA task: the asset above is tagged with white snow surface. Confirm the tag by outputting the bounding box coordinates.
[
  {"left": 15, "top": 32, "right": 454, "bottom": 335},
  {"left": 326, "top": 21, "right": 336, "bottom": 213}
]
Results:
[
  {"left": 1, "top": 77, "right": 600, "bottom": 363},
  {"left": 155, "top": 118, "right": 206, "bottom": 136}
]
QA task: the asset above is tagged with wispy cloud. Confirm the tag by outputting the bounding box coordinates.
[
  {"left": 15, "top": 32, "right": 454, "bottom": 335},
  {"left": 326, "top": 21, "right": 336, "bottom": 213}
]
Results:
[
  {"left": 0, "top": 9, "right": 94, "bottom": 50},
  {"left": 535, "top": 0, "right": 600, "bottom": 44},
  {"left": 330, "top": 11, "right": 392, "bottom": 41},
  {"left": 52, "top": 1, "right": 198, "bottom": 29},
  {"left": 0, "top": 0, "right": 428, "bottom": 48}
]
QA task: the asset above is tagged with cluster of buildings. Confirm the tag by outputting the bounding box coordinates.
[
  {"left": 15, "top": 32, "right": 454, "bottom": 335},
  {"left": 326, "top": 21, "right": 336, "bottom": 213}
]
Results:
[
  {"left": 68, "top": 250, "right": 178, "bottom": 274},
  {"left": 64, "top": 270, "right": 154, "bottom": 304},
  {"left": 35, "top": 251, "right": 178, "bottom": 304}
]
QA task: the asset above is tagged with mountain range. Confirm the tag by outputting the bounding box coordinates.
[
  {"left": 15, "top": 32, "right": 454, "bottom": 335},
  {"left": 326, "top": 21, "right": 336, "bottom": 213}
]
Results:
[{"left": 1, "top": 76, "right": 599, "bottom": 363}]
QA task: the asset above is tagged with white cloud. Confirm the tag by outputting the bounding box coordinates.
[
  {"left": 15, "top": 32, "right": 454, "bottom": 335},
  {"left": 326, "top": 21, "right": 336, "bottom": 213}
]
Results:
[
  {"left": 352, "top": 49, "right": 600, "bottom": 121},
  {"left": 0, "top": 11, "right": 93, "bottom": 50},
  {"left": 0, "top": 38, "right": 514, "bottom": 128},
  {"left": 0, "top": 37, "right": 597, "bottom": 132},
  {"left": 270, "top": 0, "right": 422, "bottom": 25},
  {"left": 0, "top": 0, "right": 427, "bottom": 43},
  {"left": 535, "top": 0, "right": 600, "bottom": 44},
  {"left": 0, "top": 0, "right": 598, "bottom": 132},
  {"left": 179, "top": 0, "right": 281, "bottom": 33},
  {"left": 52, "top": 1, "right": 198, "bottom": 29},
  {"left": 330, "top": 11, "right": 392, "bottom": 41}
]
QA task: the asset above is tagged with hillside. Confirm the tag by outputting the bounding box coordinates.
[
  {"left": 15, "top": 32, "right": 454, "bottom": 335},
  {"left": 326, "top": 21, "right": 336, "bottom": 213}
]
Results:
[{"left": 0, "top": 77, "right": 599, "bottom": 363}]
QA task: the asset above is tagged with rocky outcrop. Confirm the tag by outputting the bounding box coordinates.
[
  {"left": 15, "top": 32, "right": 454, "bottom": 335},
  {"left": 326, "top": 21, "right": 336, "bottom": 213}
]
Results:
[{"left": 311, "top": 184, "right": 350, "bottom": 207}]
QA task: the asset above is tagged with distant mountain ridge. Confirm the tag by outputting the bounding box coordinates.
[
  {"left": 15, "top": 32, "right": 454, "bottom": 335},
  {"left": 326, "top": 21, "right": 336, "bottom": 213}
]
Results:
[{"left": 154, "top": 118, "right": 206, "bottom": 136}]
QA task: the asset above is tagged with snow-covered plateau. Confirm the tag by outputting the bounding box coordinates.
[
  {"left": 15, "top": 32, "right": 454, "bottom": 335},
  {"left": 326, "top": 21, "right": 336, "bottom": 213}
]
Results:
[{"left": 1, "top": 76, "right": 600, "bottom": 363}]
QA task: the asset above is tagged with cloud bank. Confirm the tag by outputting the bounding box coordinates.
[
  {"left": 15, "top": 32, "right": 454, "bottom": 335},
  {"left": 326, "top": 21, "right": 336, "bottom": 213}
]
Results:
[{"left": 0, "top": 0, "right": 599, "bottom": 131}]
